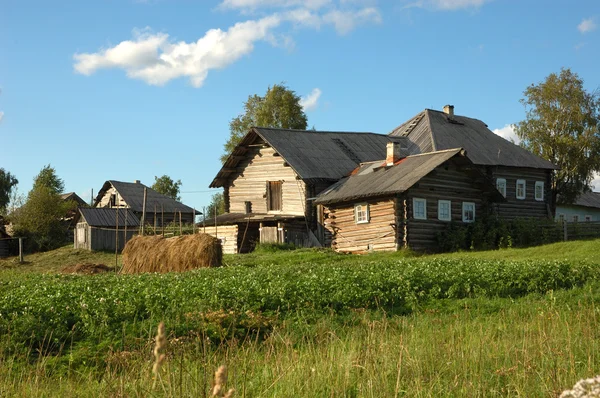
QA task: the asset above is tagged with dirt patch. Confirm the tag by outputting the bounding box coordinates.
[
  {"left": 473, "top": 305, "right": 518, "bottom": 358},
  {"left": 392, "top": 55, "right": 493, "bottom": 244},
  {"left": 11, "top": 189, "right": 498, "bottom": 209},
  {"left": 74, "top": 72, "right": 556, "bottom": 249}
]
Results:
[{"left": 62, "top": 263, "right": 115, "bottom": 274}]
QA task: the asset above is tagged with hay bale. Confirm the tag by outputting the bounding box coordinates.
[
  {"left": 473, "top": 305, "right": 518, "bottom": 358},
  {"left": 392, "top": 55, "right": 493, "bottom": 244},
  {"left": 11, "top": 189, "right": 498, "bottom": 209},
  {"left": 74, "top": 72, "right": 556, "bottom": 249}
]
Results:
[{"left": 121, "top": 234, "right": 222, "bottom": 274}]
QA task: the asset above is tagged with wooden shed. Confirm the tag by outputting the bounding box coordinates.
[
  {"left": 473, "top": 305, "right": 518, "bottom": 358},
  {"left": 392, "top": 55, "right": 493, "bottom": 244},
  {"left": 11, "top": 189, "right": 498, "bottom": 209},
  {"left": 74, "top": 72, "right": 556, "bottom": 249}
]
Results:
[{"left": 74, "top": 208, "right": 140, "bottom": 251}]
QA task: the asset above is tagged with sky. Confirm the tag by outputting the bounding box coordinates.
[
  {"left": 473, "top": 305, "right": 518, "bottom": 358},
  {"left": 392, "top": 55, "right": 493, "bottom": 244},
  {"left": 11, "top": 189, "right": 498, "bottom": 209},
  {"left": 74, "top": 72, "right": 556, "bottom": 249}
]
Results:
[{"left": 1, "top": 0, "right": 600, "bottom": 212}]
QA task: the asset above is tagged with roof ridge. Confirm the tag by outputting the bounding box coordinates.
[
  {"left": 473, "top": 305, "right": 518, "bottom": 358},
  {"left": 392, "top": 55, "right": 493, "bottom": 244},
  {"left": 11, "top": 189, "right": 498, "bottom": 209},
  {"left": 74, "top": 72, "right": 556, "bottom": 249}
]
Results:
[{"left": 253, "top": 126, "right": 380, "bottom": 135}]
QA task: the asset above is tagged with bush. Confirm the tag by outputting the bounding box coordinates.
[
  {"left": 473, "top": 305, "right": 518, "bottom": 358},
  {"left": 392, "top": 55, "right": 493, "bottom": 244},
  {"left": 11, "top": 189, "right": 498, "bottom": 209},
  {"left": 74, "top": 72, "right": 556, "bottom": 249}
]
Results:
[{"left": 437, "top": 217, "right": 562, "bottom": 252}]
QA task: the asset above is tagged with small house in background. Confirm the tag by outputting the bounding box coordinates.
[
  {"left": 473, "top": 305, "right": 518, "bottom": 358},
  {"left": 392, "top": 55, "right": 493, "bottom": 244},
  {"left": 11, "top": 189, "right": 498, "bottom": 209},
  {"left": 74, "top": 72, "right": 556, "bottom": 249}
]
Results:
[
  {"left": 74, "top": 208, "right": 140, "bottom": 251},
  {"left": 61, "top": 192, "right": 90, "bottom": 234},
  {"left": 93, "top": 180, "right": 197, "bottom": 229},
  {"left": 556, "top": 192, "right": 600, "bottom": 222},
  {"left": 61, "top": 192, "right": 88, "bottom": 207}
]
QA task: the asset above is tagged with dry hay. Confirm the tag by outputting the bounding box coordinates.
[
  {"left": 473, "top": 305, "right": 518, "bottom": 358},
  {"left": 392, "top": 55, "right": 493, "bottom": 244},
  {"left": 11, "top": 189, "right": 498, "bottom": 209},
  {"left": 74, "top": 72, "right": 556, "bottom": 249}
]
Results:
[
  {"left": 62, "top": 263, "right": 114, "bottom": 275},
  {"left": 121, "top": 234, "right": 222, "bottom": 274}
]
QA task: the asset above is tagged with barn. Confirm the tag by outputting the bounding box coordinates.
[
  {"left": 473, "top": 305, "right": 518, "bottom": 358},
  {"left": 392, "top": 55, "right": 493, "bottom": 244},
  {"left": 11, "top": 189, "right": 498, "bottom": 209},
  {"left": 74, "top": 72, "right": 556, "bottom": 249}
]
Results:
[{"left": 74, "top": 208, "right": 140, "bottom": 251}]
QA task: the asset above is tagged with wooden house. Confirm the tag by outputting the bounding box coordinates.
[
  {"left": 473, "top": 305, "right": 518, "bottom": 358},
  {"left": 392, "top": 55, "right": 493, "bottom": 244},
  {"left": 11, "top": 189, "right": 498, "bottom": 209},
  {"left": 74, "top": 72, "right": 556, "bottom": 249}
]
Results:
[
  {"left": 556, "top": 192, "right": 600, "bottom": 222},
  {"left": 93, "top": 180, "right": 197, "bottom": 229},
  {"left": 314, "top": 145, "right": 504, "bottom": 252},
  {"left": 74, "top": 208, "right": 140, "bottom": 251},
  {"left": 209, "top": 127, "right": 414, "bottom": 252},
  {"left": 388, "top": 106, "right": 559, "bottom": 220}
]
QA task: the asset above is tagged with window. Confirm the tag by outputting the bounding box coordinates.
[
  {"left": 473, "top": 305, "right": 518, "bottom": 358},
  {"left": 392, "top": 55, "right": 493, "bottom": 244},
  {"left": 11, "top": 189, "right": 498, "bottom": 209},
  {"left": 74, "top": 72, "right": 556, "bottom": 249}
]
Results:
[
  {"left": 244, "top": 201, "right": 252, "bottom": 214},
  {"left": 496, "top": 178, "right": 506, "bottom": 198},
  {"left": 109, "top": 194, "right": 117, "bottom": 207},
  {"left": 413, "top": 198, "right": 427, "bottom": 220},
  {"left": 573, "top": 215, "right": 579, "bottom": 222},
  {"left": 516, "top": 179, "right": 526, "bottom": 200},
  {"left": 355, "top": 203, "right": 369, "bottom": 224},
  {"left": 266, "top": 181, "right": 282, "bottom": 211},
  {"left": 438, "top": 200, "right": 451, "bottom": 221},
  {"left": 585, "top": 215, "right": 592, "bottom": 222},
  {"left": 462, "top": 202, "right": 475, "bottom": 223},
  {"left": 535, "top": 181, "right": 544, "bottom": 201},
  {"left": 558, "top": 214, "right": 565, "bottom": 223}
]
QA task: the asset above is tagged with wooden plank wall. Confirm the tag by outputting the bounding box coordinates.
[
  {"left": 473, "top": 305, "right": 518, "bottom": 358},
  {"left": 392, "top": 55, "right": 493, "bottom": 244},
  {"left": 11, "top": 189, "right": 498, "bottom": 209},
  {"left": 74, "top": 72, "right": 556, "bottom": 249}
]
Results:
[
  {"left": 405, "top": 163, "right": 488, "bottom": 252},
  {"left": 89, "top": 228, "right": 138, "bottom": 252},
  {"left": 0, "top": 240, "right": 9, "bottom": 258},
  {"left": 326, "top": 199, "right": 396, "bottom": 253},
  {"left": 227, "top": 144, "right": 306, "bottom": 216},
  {"left": 202, "top": 225, "right": 239, "bottom": 254},
  {"left": 487, "top": 166, "right": 550, "bottom": 220}
]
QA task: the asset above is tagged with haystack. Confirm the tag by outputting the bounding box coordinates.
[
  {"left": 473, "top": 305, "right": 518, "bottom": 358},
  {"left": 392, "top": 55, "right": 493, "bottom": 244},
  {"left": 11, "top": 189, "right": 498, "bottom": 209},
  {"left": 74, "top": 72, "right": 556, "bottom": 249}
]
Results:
[{"left": 121, "top": 234, "right": 222, "bottom": 274}]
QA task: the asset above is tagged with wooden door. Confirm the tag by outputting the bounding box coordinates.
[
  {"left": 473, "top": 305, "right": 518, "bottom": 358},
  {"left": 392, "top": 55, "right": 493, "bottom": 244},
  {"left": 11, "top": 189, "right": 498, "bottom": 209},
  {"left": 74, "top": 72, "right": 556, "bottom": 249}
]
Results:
[
  {"left": 260, "top": 226, "right": 279, "bottom": 243},
  {"left": 267, "top": 181, "right": 282, "bottom": 211}
]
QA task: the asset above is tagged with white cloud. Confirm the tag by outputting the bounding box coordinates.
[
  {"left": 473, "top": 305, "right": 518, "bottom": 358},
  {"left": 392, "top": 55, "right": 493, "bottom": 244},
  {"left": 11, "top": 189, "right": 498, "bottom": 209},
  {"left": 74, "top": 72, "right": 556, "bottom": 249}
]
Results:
[
  {"left": 221, "top": 0, "right": 331, "bottom": 10},
  {"left": 0, "top": 111, "right": 4, "bottom": 123},
  {"left": 493, "top": 124, "right": 520, "bottom": 144},
  {"left": 592, "top": 172, "right": 600, "bottom": 192},
  {"left": 74, "top": 16, "right": 282, "bottom": 87},
  {"left": 300, "top": 88, "right": 322, "bottom": 111},
  {"left": 323, "top": 7, "right": 382, "bottom": 34},
  {"left": 74, "top": 5, "right": 380, "bottom": 86},
  {"left": 577, "top": 18, "right": 597, "bottom": 34},
  {"left": 404, "top": 0, "right": 489, "bottom": 11}
]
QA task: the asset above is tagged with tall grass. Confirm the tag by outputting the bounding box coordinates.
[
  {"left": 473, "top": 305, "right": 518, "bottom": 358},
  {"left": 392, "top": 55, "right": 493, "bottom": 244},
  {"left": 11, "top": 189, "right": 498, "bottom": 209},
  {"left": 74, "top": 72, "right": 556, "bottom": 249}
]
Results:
[{"left": 0, "top": 284, "right": 598, "bottom": 397}]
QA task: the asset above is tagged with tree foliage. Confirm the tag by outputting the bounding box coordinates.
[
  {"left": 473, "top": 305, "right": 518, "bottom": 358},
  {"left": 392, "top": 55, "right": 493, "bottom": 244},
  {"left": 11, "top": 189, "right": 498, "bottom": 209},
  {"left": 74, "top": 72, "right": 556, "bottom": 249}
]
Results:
[
  {"left": 32, "top": 164, "right": 64, "bottom": 195},
  {"left": 12, "top": 186, "right": 76, "bottom": 252},
  {"left": 514, "top": 68, "right": 600, "bottom": 211},
  {"left": 151, "top": 175, "right": 182, "bottom": 201},
  {"left": 205, "top": 193, "right": 225, "bottom": 221},
  {"left": 222, "top": 83, "right": 308, "bottom": 163},
  {"left": 0, "top": 168, "right": 18, "bottom": 214}
]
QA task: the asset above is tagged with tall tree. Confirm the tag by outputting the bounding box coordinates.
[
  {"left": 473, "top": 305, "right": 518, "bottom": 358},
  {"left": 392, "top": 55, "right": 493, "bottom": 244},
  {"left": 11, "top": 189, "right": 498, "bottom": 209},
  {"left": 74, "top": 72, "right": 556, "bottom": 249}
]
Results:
[
  {"left": 205, "top": 192, "right": 225, "bottom": 220},
  {"left": 151, "top": 175, "right": 182, "bottom": 201},
  {"left": 32, "top": 164, "right": 64, "bottom": 195},
  {"left": 222, "top": 83, "right": 308, "bottom": 163},
  {"left": 0, "top": 168, "right": 18, "bottom": 213},
  {"left": 514, "top": 68, "right": 600, "bottom": 213}
]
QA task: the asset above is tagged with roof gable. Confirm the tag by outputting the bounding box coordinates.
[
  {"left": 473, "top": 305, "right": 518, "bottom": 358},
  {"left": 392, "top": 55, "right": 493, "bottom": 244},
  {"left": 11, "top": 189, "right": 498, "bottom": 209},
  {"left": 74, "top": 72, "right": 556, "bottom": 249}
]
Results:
[
  {"left": 389, "top": 109, "right": 558, "bottom": 170},
  {"left": 94, "top": 181, "right": 196, "bottom": 214},
  {"left": 210, "top": 127, "right": 418, "bottom": 188}
]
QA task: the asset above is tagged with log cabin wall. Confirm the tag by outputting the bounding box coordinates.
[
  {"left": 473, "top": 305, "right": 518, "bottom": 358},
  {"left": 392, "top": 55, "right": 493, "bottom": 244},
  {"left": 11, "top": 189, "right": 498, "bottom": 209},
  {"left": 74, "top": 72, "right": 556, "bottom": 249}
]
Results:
[
  {"left": 486, "top": 166, "right": 551, "bottom": 220},
  {"left": 227, "top": 144, "right": 307, "bottom": 216},
  {"left": 326, "top": 199, "right": 397, "bottom": 253},
  {"left": 404, "top": 163, "right": 490, "bottom": 252}
]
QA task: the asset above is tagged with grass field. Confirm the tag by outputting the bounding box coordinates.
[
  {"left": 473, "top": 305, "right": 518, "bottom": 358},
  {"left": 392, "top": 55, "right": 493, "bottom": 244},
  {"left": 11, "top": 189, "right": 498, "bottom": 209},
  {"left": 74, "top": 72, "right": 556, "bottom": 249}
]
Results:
[{"left": 1, "top": 239, "right": 599, "bottom": 397}]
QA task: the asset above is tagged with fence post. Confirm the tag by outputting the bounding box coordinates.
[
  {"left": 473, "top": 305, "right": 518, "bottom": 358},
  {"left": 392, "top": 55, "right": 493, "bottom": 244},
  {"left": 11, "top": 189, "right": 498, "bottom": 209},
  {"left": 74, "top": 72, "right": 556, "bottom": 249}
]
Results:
[
  {"left": 563, "top": 220, "right": 567, "bottom": 242},
  {"left": 18, "top": 238, "right": 24, "bottom": 263}
]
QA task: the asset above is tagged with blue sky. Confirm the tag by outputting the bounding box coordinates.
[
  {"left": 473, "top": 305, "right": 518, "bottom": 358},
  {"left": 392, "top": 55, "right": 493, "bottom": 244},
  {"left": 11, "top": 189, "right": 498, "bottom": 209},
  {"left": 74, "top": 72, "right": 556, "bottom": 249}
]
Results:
[{"left": 2, "top": 0, "right": 599, "bottom": 211}]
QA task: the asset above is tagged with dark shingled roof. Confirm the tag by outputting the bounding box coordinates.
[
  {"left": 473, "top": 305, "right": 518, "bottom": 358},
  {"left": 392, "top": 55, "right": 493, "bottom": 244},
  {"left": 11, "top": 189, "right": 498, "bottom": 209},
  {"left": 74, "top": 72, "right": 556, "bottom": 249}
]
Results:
[
  {"left": 573, "top": 191, "right": 600, "bottom": 209},
  {"left": 94, "top": 181, "right": 196, "bottom": 214},
  {"left": 315, "top": 148, "right": 468, "bottom": 205},
  {"left": 210, "top": 127, "right": 418, "bottom": 188},
  {"left": 60, "top": 192, "right": 88, "bottom": 207},
  {"left": 79, "top": 208, "right": 141, "bottom": 228},
  {"left": 389, "top": 109, "right": 558, "bottom": 170}
]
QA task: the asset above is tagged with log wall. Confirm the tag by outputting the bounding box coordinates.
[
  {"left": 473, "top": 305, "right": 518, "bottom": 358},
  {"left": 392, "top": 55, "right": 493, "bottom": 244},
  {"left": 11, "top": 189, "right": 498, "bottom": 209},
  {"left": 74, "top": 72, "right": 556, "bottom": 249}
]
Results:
[
  {"left": 202, "top": 225, "right": 239, "bottom": 254},
  {"left": 227, "top": 145, "right": 306, "bottom": 216},
  {"left": 326, "top": 199, "right": 397, "bottom": 253},
  {"left": 405, "top": 164, "right": 488, "bottom": 251},
  {"left": 487, "top": 166, "right": 551, "bottom": 220}
]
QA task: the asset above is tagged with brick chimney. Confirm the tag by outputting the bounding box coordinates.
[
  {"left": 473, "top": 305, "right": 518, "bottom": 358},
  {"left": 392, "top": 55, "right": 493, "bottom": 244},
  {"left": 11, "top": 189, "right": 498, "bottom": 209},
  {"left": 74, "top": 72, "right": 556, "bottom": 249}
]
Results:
[
  {"left": 134, "top": 180, "right": 141, "bottom": 184},
  {"left": 386, "top": 141, "right": 405, "bottom": 166},
  {"left": 443, "top": 104, "right": 454, "bottom": 119}
]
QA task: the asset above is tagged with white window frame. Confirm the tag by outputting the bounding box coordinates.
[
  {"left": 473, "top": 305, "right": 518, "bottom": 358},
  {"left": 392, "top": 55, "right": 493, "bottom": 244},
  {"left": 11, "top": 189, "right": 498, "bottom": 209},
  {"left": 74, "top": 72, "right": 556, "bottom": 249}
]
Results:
[
  {"left": 585, "top": 215, "right": 592, "bottom": 222},
  {"left": 438, "top": 200, "right": 451, "bottom": 221},
  {"left": 558, "top": 213, "right": 565, "bottom": 223},
  {"left": 496, "top": 178, "right": 507, "bottom": 198},
  {"left": 516, "top": 179, "right": 526, "bottom": 200},
  {"left": 534, "top": 181, "right": 544, "bottom": 201},
  {"left": 573, "top": 215, "right": 579, "bottom": 222},
  {"left": 413, "top": 198, "right": 427, "bottom": 220},
  {"left": 354, "top": 203, "right": 369, "bottom": 224},
  {"left": 462, "top": 202, "right": 475, "bottom": 223}
]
